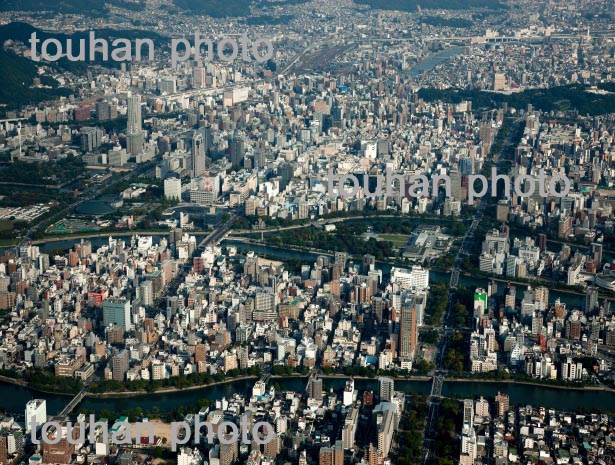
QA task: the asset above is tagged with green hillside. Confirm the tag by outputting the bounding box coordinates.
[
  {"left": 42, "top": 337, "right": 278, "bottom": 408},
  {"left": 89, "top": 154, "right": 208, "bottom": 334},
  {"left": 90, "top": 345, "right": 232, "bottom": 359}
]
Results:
[
  {"left": 0, "top": 0, "right": 145, "bottom": 14},
  {"left": 353, "top": 0, "right": 505, "bottom": 11},
  {"left": 0, "top": 49, "right": 70, "bottom": 110}
]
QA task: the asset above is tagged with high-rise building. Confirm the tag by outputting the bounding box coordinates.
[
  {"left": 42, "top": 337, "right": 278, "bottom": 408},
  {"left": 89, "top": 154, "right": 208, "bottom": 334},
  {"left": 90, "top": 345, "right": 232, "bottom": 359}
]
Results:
[
  {"left": 195, "top": 343, "right": 207, "bottom": 364},
  {"left": 390, "top": 266, "right": 429, "bottom": 292},
  {"left": 586, "top": 286, "right": 599, "bottom": 313},
  {"left": 319, "top": 440, "right": 343, "bottom": 465},
  {"left": 307, "top": 375, "right": 323, "bottom": 401},
  {"left": 399, "top": 294, "right": 417, "bottom": 359},
  {"left": 230, "top": 134, "right": 245, "bottom": 168},
  {"left": 202, "top": 125, "right": 212, "bottom": 152},
  {"left": 80, "top": 127, "right": 102, "bottom": 152},
  {"left": 463, "top": 399, "right": 474, "bottom": 428},
  {"left": 450, "top": 169, "right": 462, "bottom": 200},
  {"left": 192, "top": 131, "right": 206, "bottom": 178},
  {"left": 25, "top": 399, "right": 47, "bottom": 432},
  {"left": 342, "top": 407, "right": 358, "bottom": 449},
  {"left": 112, "top": 349, "right": 129, "bottom": 381},
  {"left": 342, "top": 378, "right": 355, "bottom": 407},
  {"left": 495, "top": 391, "right": 509, "bottom": 416},
  {"left": 159, "top": 77, "right": 176, "bottom": 94},
  {"left": 493, "top": 73, "right": 506, "bottom": 91},
  {"left": 560, "top": 357, "right": 583, "bottom": 381},
  {"left": 475, "top": 397, "right": 490, "bottom": 418},
  {"left": 164, "top": 177, "right": 182, "bottom": 201},
  {"left": 126, "top": 95, "right": 143, "bottom": 155},
  {"left": 368, "top": 443, "right": 382, "bottom": 465},
  {"left": 103, "top": 298, "right": 132, "bottom": 330},
  {"left": 0, "top": 429, "right": 21, "bottom": 463},
  {"left": 138, "top": 280, "right": 154, "bottom": 307},
  {"left": 378, "top": 376, "right": 394, "bottom": 402},
  {"left": 219, "top": 438, "right": 238, "bottom": 465},
  {"left": 461, "top": 425, "right": 477, "bottom": 462},
  {"left": 96, "top": 101, "right": 117, "bottom": 121},
  {"left": 474, "top": 289, "right": 488, "bottom": 318},
  {"left": 193, "top": 67, "right": 206, "bottom": 89},
  {"left": 376, "top": 407, "right": 396, "bottom": 457},
  {"left": 459, "top": 156, "right": 474, "bottom": 175},
  {"left": 0, "top": 435, "right": 6, "bottom": 465}
]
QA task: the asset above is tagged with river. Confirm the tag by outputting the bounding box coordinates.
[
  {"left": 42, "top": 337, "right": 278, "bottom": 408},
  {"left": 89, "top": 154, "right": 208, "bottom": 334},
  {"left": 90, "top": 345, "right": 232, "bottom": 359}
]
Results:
[
  {"left": 1, "top": 377, "right": 613, "bottom": 417},
  {"left": 408, "top": 46, "right": 465, "bottom": 78},
  {"left": 4, "top": 230, "right": 588, "bottom": 309},
  {"left": 10, "top": 234, "right": 586, "bottom": 307},
  {"left": 220, "top": 240, "right": 586, "bottom": 308}
]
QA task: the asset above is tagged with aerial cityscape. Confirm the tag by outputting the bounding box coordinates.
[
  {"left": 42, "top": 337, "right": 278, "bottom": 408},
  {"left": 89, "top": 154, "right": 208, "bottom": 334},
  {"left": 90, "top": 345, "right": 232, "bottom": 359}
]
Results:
[{"left": 2, "top": 0, "right": 615, "bottom": 465}]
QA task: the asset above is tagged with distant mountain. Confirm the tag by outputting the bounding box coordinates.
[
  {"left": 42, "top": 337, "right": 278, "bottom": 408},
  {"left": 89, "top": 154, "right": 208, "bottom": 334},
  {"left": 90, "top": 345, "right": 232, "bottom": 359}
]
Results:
[
  {"left": 418, "top": 85, "right": 615, "bottom": 116},
  {"left": 173, "top": 0, "right": 309, "bottom": 17},
  {"left": 0, "top": 22, "right": 164, "bottom": 47},
  {"left": 1, "top": 0, "right": 307, "bottom": 18},
  {"left": 0, "top": 0, "right": 145, "bottom": 14},
  {"left": 0, "top": 21, "right": 165, "bottom": 110},
  {"left": 0, "top": 22, "right": 165, "bottom": 75},
  {"left": 0, "top": 49, "right": 70, "bottom": 110},
  {"left": 353, "top": 0, "right": 505, "bottom": 11}
]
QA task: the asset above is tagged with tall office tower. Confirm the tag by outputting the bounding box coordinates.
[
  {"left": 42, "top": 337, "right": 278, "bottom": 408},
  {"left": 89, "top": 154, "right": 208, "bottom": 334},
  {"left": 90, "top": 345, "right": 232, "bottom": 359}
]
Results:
[
  {"left": 474, "top": 288, "right": 488, "bottom": 318},
  {"left": 112, "top": 349, "right": 129, "bottom": 381},
  {"left": 399, "top": 294, "right": 417, "bottom": 359},
  {"left": 586, "top": 286, "right": 599, "bottom": 313},
  {"left": 230, "top": 134, "right": 245, "bottom": 168},
  {"left": 278, "top": 161, "right": 293, "bottom": 189},
  {"left": 219, "top": 440, "right": 238, "bottom": 465},
  {"left": 592, "top": 242, "right": 603, "bottom": 264},
  {"left": 450, "top": 169, "right": 462, "bottom": 201},
  {"left": 319, "top": 440, "right": 343, "bottom": 465},
  {"left": 192, "top": 131, "right": 206, "bottom": 177},
  {"left": 126, "top": 95, "right": 143, "bottom": 155},
  {"left": 202, "top": 124, "right": 212, "bottom": 150},
  {"left": 495, "top": 391, "right": 509, "bottom": 416},
  {"left": 96, "top": 101, "right": 117, "bottom": 121},
  {"left": 103, "top": 298, "right": 132, "bottom": 330},
  {"left": 459, "top": 156, "right": 474, "bottom": 175},
  {"left": 378, "top": 376, "right": 394, "bottom": 402},
  {"left": 307, "top": 375, "right": 323, "bottom": 401},
  {"left": 463, "top": 399, "right": 474, "bottom": 427},
  {"left": 164, "top": 177, "right": 182, "bottom": 201},
  {"left": 193, "top": 66, "right": 206, "bottom": 89},
  {"left": 25, "top": 399, "right": 47, "bottom": 432}
]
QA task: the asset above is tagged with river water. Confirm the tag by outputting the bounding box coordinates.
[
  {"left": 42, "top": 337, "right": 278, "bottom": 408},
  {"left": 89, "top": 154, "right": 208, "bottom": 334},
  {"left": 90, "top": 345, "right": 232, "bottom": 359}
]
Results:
[
  {"left": 220, "top": 240, "right": 586, "bottom": 308},
  {"left": 3, "top": 225, "right": 587, "bottom": 308},
  {"left": 1, "top": 377, "right": 613, "bottom": 417},
  {"left": 408, "top": 46, "right": 465, "bottom": 78},
  {"left": 7, "top": 232, "right": 586, "bottom": 308}
]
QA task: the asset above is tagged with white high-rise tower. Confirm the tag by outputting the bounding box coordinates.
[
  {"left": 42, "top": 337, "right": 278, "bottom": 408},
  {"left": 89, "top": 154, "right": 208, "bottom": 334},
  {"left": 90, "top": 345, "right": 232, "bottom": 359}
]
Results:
[{"left": 126, "top": 95, "right": 143, "bottom": 155}]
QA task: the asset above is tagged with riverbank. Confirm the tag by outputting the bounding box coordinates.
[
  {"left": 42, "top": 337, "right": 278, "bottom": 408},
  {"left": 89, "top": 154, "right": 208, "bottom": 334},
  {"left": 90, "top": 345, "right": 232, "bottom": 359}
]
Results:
[
  {"left": 316, "top": 373, "right": 433, "bottom": 382},
  {"left": 4, "top": 373, "right": 615, "bottom": 416},
  {"left": 86, "top": 375, "right": 260, "bottom": 398},
  {"left": 0, "top": 374, "right": 75, "bottom": 396},
  {"left": 30, "top": 230, "right": 211, "bottom": 245},
  {"left": 0, "top": 374, "right": 27, "bottom": 388},
  {"left": 446, "top": 377, "right": 615, "bottom": 392},
  {"left": 464, "top": 272, "right": 615, "bottom": 301},
  {"left": 2, "top": 369, "right": 612, "bottom": 404}
]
